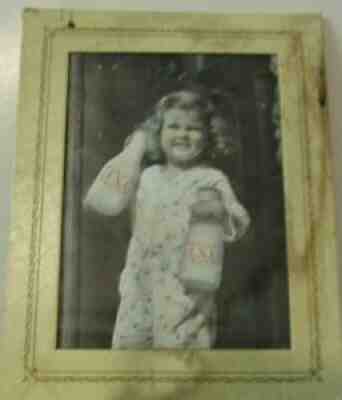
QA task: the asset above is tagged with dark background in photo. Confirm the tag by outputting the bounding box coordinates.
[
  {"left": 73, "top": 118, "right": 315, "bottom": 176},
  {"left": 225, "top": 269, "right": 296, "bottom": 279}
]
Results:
[{"left": 57, "top": 53, "right": 290, "bottom": 349}]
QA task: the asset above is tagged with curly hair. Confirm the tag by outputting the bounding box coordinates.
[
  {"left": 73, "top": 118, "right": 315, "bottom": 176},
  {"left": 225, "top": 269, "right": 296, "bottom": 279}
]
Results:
[{"left": 136, "top": 89, "right": 236, "bottom": 163}]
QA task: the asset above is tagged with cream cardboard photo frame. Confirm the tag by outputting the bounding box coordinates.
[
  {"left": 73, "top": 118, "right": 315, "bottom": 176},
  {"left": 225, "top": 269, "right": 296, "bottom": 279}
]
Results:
[{"left": 0, "top": 9, "right": 341, "bottom": 400}]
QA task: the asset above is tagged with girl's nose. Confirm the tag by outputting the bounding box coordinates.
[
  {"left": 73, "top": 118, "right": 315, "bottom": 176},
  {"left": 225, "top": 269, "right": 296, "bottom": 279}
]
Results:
[{"left": 176, "top": 127, "right": 188, "bottom": 138}]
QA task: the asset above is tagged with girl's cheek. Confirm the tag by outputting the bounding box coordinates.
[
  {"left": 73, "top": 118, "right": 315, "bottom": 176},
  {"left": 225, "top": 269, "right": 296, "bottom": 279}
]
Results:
[
  {"left": 197, "top": 133, "right": 207, "bottom": 148},
  {"left": 161, "top": 129, "right": 171, "bottom": 142},
  {"left": 194, "top": 130, "right": 205, "bottom": 142}
]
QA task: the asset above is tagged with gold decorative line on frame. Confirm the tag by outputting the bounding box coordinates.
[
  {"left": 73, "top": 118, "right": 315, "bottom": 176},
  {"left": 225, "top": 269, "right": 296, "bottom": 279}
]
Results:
[
  {"left": 297, "top": 34, "right": 325, "bottom": 381},
  {"left": 23, "top": 23, "right": 323, "bottom": 383},
  {"left": 51, "top": 25, "right": 300, "bottom": 37},
  {"left": 24, "top": 26, "right": 52, "bottom": 380},
  {"left": 32, "top": 372, "right": 319, "bottom": 384}
]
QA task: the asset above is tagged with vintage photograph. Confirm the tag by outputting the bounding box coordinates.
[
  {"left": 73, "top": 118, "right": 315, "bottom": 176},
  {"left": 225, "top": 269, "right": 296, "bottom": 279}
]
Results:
[
  {"left": 57, "top": 53, "right": 290, "bottom": 350},
  {"left": 4, "top": 11, "right": 340, "bottom": 399}
]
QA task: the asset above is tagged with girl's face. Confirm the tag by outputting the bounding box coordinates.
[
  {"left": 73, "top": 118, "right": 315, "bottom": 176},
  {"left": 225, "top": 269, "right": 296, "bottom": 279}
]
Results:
[{"left": 160, "top": 108, "right": 207, "bottom": 168}]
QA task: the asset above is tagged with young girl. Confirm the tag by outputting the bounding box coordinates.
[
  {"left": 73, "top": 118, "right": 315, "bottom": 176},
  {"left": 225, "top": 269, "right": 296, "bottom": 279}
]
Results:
[{"left": 84, "top": 89, "right": 250, "bottom": 349}]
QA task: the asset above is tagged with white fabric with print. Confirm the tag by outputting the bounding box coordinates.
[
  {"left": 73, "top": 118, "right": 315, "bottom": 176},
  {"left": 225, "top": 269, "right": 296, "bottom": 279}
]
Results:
[{"left": 112, "top": 164, "right": 249, "bottom": 349}]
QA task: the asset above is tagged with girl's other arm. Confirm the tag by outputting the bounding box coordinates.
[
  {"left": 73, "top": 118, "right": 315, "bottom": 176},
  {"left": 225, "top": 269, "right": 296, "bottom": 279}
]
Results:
[
  {"left": 190, "top": 189, "right": 225, "bottom": 220},
  {"left": 213, "top": 172, "right": 250, "bottom": 242}
]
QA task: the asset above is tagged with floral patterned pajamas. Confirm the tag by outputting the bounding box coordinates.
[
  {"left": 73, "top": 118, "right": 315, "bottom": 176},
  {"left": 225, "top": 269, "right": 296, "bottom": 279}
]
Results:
[{"left": 112, "top": 165, "right": 247, "bottom": 349}]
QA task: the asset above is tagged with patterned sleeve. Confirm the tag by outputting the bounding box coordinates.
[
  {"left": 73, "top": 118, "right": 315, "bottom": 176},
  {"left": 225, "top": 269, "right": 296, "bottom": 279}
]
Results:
[
  {"left": 211, "top": 170, "right": 251, "bottom": 243},
  {"left": 83, "top": 131, "right": 146, "bottom": 216},
  {"left": 83, "top": 154, "right": 142, "bottom": 216}
]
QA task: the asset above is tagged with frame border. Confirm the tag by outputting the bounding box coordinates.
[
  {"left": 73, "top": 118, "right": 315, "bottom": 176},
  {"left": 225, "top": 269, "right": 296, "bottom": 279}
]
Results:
[{"left": 1, "top": 10, "right": 340, "bottom": 400}]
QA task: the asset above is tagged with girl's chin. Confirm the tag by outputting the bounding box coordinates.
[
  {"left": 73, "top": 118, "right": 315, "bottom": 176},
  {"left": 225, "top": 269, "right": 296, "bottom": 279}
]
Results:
[
  {"left": 167, "top": 154, "right": 202, "bottom": 167},
  {"left": 172, "top": 149, "right": 201, "bottom": 160}
]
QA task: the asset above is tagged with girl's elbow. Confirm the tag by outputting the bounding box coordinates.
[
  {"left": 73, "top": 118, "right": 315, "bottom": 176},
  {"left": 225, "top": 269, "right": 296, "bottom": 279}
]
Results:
[{"left": 240, "top": 212, "right": 251, "bottom": 237}]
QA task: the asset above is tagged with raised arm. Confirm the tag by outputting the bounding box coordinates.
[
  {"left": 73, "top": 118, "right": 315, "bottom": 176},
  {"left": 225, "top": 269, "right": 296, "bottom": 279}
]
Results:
[{"left": 83, "top": 130, "right": 146, "bottom": 216}]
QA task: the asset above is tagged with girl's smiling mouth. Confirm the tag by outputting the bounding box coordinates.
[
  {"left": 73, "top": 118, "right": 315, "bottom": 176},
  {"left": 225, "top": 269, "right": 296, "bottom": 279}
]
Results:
[{"left": 172, "top": 140, "right": 191, "bottom": 147}]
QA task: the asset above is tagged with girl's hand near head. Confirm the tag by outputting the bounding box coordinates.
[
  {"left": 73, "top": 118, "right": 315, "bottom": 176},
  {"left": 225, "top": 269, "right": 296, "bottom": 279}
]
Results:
[{"left": 123, "top": 129, "right": 147, "bottom": 157}]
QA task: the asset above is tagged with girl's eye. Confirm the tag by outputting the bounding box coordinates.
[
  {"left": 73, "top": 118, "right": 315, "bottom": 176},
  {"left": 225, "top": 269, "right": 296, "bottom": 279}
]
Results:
[
  {"left": 187, "top": 127, "right": 203, "bottom": 133},
  {"left": 167, "top": 123, "right": 178, "bottom": 129}
]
